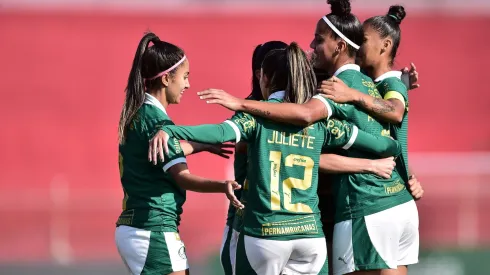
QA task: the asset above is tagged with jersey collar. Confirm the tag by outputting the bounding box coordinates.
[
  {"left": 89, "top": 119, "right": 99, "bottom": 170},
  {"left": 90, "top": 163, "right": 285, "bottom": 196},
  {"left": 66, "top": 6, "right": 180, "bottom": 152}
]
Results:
[
  {"left": 374, "top": 71, "right": 402, "bottom": 82},
  {"left": 333, "top": 64, "right": 361, "bottom": 77},
  {"left": 268, "top": 90, "right": 285, "bottom": 100},
  {"left": 144, "top": 93, "right": 168, "bottom": 115}
]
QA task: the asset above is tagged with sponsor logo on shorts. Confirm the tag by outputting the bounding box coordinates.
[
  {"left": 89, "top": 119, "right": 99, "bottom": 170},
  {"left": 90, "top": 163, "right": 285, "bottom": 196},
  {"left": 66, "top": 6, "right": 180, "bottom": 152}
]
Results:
[
  {"left": 174, "top": 233, "right": 181, "bottom": 241},
  {"left": 178, "top": 246, "right": 187, "bottom": 259},
  {"left": 338, "top": 257, "right": 347, "bottom": 265}
]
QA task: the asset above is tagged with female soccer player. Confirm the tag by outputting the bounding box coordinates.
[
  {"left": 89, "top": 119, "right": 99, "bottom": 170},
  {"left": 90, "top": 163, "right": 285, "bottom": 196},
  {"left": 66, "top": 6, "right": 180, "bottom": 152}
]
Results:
[
  {"left": 194, "top": 1, "right": 419, "bottom": 274},
  {"left": 148, "top": 42, "right": 402, "bottom": 275},
  {"left": 318, "top": 5, "right": 425, "bottom": 202},
  {"left": 115, "top": 32, "right": 244, "bottom": 275},
  {"left": 219, "top": 40, "right": 288, "bottom": 275}
]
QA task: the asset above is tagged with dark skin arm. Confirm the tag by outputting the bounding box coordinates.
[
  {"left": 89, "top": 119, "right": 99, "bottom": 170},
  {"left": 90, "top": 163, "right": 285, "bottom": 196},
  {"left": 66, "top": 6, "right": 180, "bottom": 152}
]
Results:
[
  {"left": 318, "top": 77, "right": 405, "bottom": 124},
  {"left": 179, "top": 141, "right": 234, "bottom": 159},
  {"left": 356, "top": 95, "right": 405, "bottom": 124},
  {"left": 235, "top": 141, "right": 248, "bottom": 155},
  {"left": 168, "top": 163, "right": 244, "bottom": 209}
]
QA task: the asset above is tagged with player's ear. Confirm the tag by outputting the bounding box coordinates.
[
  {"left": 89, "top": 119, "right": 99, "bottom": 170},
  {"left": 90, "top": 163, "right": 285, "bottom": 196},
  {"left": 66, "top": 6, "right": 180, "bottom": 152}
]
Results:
[
  {"left": 161, "top": 74, "right": 170, "bottom": 87},
  {"left": 260, "top": 71, "right": 269, "bottom": 87},
  {"left": 254, "top": 69, "right": 261, "bottom": 81},
  {"left": 336, "top": 40, "right": 347, "bottom": 54},
  {"left": 382, "top": 38, "right": 392, "bottom": 54}
]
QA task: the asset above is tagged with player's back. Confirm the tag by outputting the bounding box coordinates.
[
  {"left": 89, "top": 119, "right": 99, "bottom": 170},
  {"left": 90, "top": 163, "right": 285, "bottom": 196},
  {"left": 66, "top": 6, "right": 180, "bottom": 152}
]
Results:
[
  {"left": 242, "top": 95, "right": 328, "bottom": 241},
  {"left": 118, "top": 103, "right": 186, "bottom": 232}
]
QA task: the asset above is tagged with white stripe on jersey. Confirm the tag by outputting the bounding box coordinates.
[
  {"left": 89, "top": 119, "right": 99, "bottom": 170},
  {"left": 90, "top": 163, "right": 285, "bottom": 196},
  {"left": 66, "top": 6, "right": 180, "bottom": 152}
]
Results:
[
  {"left": 343, "top": 125, "right": 359, "bottom": 150},
  {"left": 224, "top": 120, "right": 241, "bottom": 143}
]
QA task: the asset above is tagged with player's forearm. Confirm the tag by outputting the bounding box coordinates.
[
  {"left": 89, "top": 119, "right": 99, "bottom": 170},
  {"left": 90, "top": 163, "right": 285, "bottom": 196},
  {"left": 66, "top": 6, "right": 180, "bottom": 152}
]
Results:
[
  {"left": 353, "top": 93, "right": 403, "bottom": 124},
  {"left": 352, "top": 130, "right": 401, "bottom": 157},
  {"left": 179, "top": 141, "right": 207, "bottom": 156},
  {"left": 239, "top": 99, "right": 326, "bottom": 126},
  {"left": 174, "top": 172, "right": 226, "bottom": 193},
  {"left": 161, "top": 124, "right": 237, "bottom": 144},
  {"left": 319, "top": 154, "right": 374, "bottom": 174}
]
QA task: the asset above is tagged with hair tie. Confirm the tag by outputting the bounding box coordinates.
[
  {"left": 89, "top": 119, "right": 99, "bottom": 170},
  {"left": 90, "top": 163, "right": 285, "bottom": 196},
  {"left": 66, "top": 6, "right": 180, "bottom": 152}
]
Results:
[{"left": 388, "top": 15, "right": 399, "bottom": 21}]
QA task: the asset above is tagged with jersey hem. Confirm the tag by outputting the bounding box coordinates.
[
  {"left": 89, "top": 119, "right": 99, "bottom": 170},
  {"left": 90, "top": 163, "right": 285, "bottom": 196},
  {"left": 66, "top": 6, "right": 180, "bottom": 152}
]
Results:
[
  {"left": 335, "top": 193, "right": 414, "bottom": 223},
  {"left": 115, "top": 224, "right": 179, "bottom": 232}
]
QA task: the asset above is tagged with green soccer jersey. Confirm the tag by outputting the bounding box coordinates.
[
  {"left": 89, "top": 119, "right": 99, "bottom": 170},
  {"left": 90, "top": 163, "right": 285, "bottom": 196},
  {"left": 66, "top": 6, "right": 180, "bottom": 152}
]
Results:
[
  {"left": 313, "top": 64, "right": 413, "bottom": 223},
  {"left": 159, "top": 91, "right": 400, "bottom": 240},
  {"left": 117, "top": 93, "right": 188, "bottom": 232},
  {"left": 375, "top": 71, "right": 410, "bottom": 183}
]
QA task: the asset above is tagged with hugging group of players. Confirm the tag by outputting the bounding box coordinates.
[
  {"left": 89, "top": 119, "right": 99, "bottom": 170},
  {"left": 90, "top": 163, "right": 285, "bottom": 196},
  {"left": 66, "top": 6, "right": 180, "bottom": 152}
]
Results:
[{"left": 115, "top": 0, "right": 424, "bottom": 274}]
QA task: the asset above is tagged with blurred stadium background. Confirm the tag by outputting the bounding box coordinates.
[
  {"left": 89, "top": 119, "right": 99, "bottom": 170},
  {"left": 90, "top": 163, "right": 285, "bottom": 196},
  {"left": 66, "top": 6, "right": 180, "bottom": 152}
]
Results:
[{"left": 1, "top": 0, "right": 489, "bottom": 274}]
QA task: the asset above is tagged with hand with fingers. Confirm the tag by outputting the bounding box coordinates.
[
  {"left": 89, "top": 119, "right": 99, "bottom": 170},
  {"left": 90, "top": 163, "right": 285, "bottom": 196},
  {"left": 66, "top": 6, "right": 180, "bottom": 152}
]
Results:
[
  {"left": 402, "top": 62, "right": 420, "bottom": 90},
  {"left": 317, "top": 76, "right": 359, "bottom": 103},
  {"left": 148, "top": 130, "right": 170, "bottom": 165},
  {"left": 408, "top": 175, "right": 424, "bottom": 200},
  {"left": 197, "top": 89, "right": 244, "bottom": 111},
  {"left": 370, "top": 157, "right": 396, "bottom": 179},
  {"left": 204, "top": 143, "right": 235, "bottom": 159},
  {"left": 224, "top": 181, "right": 245, "bottom": 209}
]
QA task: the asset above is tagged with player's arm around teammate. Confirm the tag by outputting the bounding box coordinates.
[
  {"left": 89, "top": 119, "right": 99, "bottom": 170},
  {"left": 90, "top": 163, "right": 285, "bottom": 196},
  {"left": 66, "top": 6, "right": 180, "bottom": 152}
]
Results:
[
  {"left": 116, "top": 32, "right": 243, "bottom": 275},
  {"left": 147, "top": 113, "right": 401, "bottom": 164}
]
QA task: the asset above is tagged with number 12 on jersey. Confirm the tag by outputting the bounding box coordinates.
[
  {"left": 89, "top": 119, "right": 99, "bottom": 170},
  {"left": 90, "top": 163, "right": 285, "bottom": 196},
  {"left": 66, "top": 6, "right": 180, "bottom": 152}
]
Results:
[{"left": 269, "top": 151, "right": 314, "bottom": 213}]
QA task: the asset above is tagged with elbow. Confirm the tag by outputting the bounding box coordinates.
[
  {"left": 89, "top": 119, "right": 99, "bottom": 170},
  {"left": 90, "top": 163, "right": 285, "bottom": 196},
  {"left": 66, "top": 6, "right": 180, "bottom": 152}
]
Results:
[
  {"left": 299, "top": 111, "right": 315, "bottom": 126},
  {"left": 392, "top": 114, "right": 403, "bottom": 124},
  {"left": 388, "top": 107, "right": 405, "bottom": 124},
  {"left": 173, "top": 175, "right": 188, "bottom": 190},
  {"left": 384, "top": 113, "right": 403, "bottom": 124}
]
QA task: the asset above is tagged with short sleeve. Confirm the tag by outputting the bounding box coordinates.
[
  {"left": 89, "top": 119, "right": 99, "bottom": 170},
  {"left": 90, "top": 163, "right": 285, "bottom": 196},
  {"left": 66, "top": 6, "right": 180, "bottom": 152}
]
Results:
[
  {"left": 151, "top": 119, "right": 187, "bottom": 172},
  {"left": 382, "top": 78, "right": 409, "bottom": 109},
  {"left": 161, "top": 137, "right": 187, "bottom": 172},
  {"left": 312, "top": 94, "right": 354, "bottom": 121}
]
